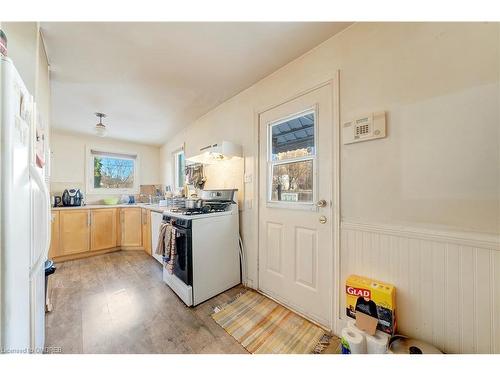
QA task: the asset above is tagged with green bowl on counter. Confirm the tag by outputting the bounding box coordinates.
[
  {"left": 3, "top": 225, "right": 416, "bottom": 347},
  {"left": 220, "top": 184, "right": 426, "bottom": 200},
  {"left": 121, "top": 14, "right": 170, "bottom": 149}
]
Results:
[{"left": 102, "top": 197, "right": 120, "bottom": 205}]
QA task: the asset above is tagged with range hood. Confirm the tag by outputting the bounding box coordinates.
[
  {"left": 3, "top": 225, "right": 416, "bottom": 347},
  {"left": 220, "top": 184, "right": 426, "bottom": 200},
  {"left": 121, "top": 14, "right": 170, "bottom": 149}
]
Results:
[{"left": 186, "top": 141, "right": 242, "bottom": 164}]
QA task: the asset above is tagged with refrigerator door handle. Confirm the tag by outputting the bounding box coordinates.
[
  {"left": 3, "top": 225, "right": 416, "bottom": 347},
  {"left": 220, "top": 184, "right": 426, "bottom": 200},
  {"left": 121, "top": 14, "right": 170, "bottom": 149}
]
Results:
[{"left": 29, "top": 164, "right": 51, "bottom": 276}]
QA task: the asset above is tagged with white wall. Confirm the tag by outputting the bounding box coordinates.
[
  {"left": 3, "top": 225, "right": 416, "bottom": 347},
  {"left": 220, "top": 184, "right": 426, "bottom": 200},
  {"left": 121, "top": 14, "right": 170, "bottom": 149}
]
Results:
[
  {"left": 50, "top": 131, "right": 161, "bottom": 203},
  {"left": 160, "top": 22, "right": 500, "bottom": 352}
]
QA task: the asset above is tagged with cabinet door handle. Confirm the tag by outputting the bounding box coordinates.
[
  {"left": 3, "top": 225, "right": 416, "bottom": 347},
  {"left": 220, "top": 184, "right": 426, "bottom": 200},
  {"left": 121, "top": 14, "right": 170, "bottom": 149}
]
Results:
[{"left": 88, "top": 212, "right": 91, "bottom": 227}]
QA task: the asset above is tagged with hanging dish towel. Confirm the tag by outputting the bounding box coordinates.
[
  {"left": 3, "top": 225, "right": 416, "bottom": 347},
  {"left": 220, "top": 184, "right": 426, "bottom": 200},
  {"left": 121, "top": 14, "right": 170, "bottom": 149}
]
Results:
[
  {"left": 165, "top": 227, "right": 177, "bottom": 274},
  {"left": 155, "top": 222, "right": 172, "bottom": 256},
  {"left": 155, "top": 222, "right": 177, "bottom": 274}
]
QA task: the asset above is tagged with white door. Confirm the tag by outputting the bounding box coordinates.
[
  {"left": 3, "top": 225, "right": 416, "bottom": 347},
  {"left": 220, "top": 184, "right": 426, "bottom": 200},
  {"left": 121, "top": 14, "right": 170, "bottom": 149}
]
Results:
[{"left": 258, "top": 84, "right": 333, "bottom": 328}]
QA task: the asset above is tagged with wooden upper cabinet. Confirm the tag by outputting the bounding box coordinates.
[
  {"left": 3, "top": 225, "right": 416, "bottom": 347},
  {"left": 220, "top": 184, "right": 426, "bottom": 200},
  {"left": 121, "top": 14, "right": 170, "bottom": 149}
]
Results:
[
  {"left": 142, "top": 208, "right": 152, "bottom": 255},
  {"left": 90, "top": 209, "right": 117, "bottom": 251},
  {"left": 59, "top": 210, "right": 90, "bottom": 255},
  {"left": 48, "top": 211, "right": 60, "bottom": 258},
  {"left": 121, "top": 208, "right": 143, "bottom": 247}
]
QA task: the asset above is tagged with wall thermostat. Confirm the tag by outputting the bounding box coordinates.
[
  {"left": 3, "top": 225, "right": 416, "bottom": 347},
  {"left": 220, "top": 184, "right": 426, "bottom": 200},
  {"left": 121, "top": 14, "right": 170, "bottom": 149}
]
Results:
[{"left": 342, "top": 111, "right": 386, "bottom": 144}]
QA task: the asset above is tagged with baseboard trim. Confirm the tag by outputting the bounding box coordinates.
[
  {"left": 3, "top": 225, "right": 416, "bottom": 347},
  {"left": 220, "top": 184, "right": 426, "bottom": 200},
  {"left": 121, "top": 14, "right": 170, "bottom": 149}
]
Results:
[
  {"left": 341, "top": 220, "right": 499, "bottom": 251},
  {"left": 52, "top": 247, "right": 149, "bottom": 262},
  {"left": 52, "top": 247, "right": 122, "bottom": 262}
]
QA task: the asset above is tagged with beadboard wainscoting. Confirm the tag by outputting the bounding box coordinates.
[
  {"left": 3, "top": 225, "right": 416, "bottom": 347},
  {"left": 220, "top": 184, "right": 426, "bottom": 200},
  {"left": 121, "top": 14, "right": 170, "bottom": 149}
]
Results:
[{"left": 340, "top": 221, "right": 500, "bottom": 354}]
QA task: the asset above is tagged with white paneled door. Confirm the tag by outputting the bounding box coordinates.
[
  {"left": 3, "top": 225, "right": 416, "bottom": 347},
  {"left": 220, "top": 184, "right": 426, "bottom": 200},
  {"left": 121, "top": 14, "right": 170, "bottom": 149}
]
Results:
[{"left": 258, "top": 84, "right": 333, "bottom": 328}]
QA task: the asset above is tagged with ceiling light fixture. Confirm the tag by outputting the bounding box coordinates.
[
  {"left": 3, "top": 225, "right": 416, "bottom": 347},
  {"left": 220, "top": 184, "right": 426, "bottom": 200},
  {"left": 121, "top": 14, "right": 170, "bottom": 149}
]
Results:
[{"left": 94, "top": 112, "right": 107, "bottom": 137}]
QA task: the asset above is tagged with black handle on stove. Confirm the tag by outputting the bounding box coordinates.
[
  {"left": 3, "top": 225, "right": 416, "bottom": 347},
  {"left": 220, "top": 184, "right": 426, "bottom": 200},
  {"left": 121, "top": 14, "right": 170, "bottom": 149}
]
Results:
[{"left": 173, "top": 224, "right": 190, "bottom": 235}]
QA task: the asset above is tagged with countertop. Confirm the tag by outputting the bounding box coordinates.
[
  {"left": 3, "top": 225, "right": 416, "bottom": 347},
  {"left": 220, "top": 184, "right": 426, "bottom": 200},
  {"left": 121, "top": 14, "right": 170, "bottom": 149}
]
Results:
[
  {"left": 51, "top": 203, "right": 238, "bottom": 220},
  {"left": 52, "top": 203, "right": 166, "bottom": 213}
]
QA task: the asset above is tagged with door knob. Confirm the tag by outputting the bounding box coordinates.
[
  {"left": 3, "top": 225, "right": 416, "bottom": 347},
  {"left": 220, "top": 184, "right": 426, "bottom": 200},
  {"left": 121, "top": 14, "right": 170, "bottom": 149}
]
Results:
[
  {"left": 319, "top": 216, "right": 327, "bottom": 224},
  {"left": 316, "top": 199, "right": 327, "bottom": 208}
]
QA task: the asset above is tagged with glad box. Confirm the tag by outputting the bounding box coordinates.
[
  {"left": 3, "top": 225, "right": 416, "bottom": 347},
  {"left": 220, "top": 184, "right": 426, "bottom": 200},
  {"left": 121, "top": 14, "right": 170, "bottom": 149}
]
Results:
[{"left": 345, "top": 275, "right": 396, "bottom": 335}]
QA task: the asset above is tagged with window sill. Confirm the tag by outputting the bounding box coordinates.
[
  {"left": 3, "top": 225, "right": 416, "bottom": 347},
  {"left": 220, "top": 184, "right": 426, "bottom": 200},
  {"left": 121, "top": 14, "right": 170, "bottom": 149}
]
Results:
[{"left": 266, "top": 201, "right": 318, "bottom": 211}]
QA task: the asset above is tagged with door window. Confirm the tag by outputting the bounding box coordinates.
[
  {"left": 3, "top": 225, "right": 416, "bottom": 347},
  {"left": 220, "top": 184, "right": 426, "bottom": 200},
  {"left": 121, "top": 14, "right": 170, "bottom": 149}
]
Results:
[{"left": 267, "top": 109, "right": 316, "bottom": 206}]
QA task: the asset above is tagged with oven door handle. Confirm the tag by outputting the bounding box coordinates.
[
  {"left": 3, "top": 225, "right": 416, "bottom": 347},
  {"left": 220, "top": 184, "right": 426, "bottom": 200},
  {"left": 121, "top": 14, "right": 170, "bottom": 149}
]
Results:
[{"left": 172, "top": 224, "right": 189, "bottom": 234}]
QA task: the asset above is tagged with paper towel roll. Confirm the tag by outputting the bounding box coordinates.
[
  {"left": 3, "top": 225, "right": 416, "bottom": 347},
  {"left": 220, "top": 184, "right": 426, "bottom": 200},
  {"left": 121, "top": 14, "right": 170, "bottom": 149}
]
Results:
[
  {"left": 347, "top": 319, "right": 389, "bottom": 354},
  {"left": 347, "top": 319, "right": 367, "bottom": 336},
  {"left": 365, "top": 330, "right": 389, "bottom": 354},
  {"left": 341, "top": 327, "right": 366, "bottom": 354}
]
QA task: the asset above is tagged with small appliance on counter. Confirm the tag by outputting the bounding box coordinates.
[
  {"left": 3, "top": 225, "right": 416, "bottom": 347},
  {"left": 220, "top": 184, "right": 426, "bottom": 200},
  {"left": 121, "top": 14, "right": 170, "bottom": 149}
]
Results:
[
  {"left": 62, "top": 188, "right": 83, "bottom": 206},
  {"left": 51, "top": 195, "right": 62, "bottom": 207}
]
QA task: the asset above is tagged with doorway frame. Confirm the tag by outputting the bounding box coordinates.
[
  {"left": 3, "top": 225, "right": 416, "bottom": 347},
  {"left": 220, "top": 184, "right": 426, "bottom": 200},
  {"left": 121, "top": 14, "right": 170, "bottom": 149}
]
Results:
[{"left": 253, "top": 72, "right": 341, "bottom": 334}]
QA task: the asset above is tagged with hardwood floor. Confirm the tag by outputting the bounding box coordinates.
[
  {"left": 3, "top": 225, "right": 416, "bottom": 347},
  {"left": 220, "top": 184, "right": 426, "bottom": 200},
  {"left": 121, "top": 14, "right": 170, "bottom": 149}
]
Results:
[
  {"left": 45, "top": 250, "right": 340, "bottom": 354},
  {"left": 45, "top": 251, "right": 248, "bottom": 354}
]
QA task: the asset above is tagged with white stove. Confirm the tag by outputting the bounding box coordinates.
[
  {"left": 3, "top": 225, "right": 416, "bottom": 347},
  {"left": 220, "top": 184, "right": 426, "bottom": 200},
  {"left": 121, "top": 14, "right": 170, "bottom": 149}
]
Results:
[{"left": 156, "top": 190, "right": 241, "bottom": 306}]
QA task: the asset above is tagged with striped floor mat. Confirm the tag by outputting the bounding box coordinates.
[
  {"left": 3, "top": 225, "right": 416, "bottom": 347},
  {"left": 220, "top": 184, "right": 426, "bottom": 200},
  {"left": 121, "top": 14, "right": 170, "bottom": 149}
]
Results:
[{"left": 212, "top": 290, "right": 333, "bottom": 354}]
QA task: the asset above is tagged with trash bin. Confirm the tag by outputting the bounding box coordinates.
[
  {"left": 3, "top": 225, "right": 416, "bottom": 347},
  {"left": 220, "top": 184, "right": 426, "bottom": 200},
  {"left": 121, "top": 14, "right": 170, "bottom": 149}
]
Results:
[{"left": 44, "top": 260, "right": 56, "bottom": 312}]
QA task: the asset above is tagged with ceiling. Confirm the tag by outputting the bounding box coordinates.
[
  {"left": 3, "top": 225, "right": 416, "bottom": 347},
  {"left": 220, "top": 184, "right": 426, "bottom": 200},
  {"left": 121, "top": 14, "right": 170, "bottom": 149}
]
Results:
[{"left": 41, "top": 22, "right": 351, "bottom": 146}]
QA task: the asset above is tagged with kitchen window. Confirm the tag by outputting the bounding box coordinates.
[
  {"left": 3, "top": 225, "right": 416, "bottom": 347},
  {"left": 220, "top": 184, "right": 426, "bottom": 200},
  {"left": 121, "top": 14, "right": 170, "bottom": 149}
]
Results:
[
  {"left": 267, "top": 109, "right": 316, "bottom": 206},
  {"left": 174, "top": 149, "right": 186, "bottom": 190},
  {"left": 86, "top": 148, "right": 139, "bottom": 194}
]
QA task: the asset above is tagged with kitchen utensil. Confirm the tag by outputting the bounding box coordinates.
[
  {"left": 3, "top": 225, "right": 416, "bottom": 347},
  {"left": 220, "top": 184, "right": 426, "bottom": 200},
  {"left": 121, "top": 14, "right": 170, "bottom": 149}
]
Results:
[
  {"left": 185, "top": 198, "right": 203, "bottom": 209},
  {"left": 103, "top": 197, "right": 119, "bottom": 205}
]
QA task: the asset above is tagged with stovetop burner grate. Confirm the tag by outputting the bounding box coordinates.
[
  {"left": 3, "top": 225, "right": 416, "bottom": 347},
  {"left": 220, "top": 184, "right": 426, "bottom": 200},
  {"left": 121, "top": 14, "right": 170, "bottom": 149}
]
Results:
[{"left": 169, "top": 201, "right": 232, "bottom": 216}]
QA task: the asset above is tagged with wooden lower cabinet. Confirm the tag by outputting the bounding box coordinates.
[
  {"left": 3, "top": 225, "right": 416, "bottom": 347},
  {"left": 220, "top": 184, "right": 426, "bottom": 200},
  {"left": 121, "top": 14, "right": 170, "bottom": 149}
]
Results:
[
  {"left": 59, "top": 210, "right": 90, "bottom": 256},
  {"left": 51, "top": 206, "right": 152, "bottom": 261},
  {"left": 142, "top": 208, "right": 152, "bottom": 255},
  {"left": 90, "top": 208, "right": 117, "bottom": 251},
  {"left": 120, "top": 207, "right": 143, "bottom": 248}
]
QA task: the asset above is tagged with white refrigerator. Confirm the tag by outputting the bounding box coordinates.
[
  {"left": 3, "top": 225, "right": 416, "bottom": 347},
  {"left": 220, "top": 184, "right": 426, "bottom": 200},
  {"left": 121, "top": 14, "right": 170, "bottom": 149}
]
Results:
[{"left": 0, "top": 56, "right": 51, "bottom": 353}]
